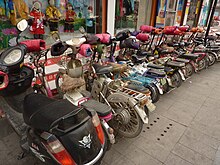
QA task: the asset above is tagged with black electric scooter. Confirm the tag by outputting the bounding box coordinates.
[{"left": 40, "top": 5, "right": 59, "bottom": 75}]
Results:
[{"left": 0, "top": 19, "right": 110, "bottom": 165}]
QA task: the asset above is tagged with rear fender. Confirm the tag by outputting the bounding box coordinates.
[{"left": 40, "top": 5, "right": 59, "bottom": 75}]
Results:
[
  {"left": 178, "top": 69, "right": 185, "bottom": 81},
  {"left": 107, "top": 93, "right": 148, "bottom": 123}
]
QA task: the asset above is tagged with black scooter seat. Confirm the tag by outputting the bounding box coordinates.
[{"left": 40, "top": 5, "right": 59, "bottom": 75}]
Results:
[
  {"left": 159, "top": 49, "right": 171, "bottom": 54},
  {"left": 81, "top": 99, "right": 112, "bottom": 117},
  {"left": 147, "top": 63, "right": 165, "bottom": 69},
  {"left": 206, "top": 35, "right": 217, "bottom": 40},
  {"left": 146, "top": 68, "right": 166, "bottom": 76},
  {"left": 92, "top": 63, "right": 113, "bottom": 75},
  {"left": 138, "top": 51, "right": 152, "bottom": 57},
  {"left": 166, "top": 61, "right": 185, "bottom": 67},
  {"left": 179, "top": 53, "right": 199, "bottom": 59},
  {"left": 23, "top": 93, "right": 81, "bottom": 131},
  {"left": 175, "top": 58, "right": 190, "bottom": 63},
  {"left": 132, "top": 55, "right": 146, "bottom": 64}
]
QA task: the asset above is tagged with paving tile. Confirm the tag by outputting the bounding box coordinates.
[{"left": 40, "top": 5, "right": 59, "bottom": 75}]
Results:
[
  {"left": 0, "top": 118, "right": 13, "bottom": 140},
  {"left": 213, "top": 147, "right": 220, "bottom": 165},
  {"left": 131, "top": 113, "right": 186, "bottom": 163},
  {"left": 172, "top": 143, "right": 213, "bottom": 165},
  {"left": 107, "top": 154, "right": 134, "bottom": 165},
  {"left": 123, "top": 144, "right": 163, "bottom": 165},
  {"left": 159, "top": 100, "right": 201, "bottom": 126},
  {"left": 179, "top": 130, "right": 217, "bottom": 160},
  {"left": 164, "top": 153, "right": 193, "bottom": 165},
  {"left": 183, "top": 128, "right": 220, "bottom": 150},
  {"left": 189, "top": 104, "right": 220, "bottom": 141},
  {"left": 190, "top": 120, "right": 220, "bottom": 141},
  {"left": 102, "top": 148, "right": 122, "bottom": 164}
]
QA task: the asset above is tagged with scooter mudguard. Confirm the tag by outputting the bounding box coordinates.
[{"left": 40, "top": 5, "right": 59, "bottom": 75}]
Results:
[
  {"left": 107, "top": 93, "right": 149, "bottom": 123},
  {"left": 154, "top": 81, "right": 164, "bottom": 95},
  {"left": 178, "top": 69, "right": 186, "bottom": 81}
]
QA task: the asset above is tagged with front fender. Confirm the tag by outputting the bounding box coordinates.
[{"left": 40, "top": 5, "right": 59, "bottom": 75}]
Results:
[{"left": 107, "top": 93, "right": 148, "bottom": 123}]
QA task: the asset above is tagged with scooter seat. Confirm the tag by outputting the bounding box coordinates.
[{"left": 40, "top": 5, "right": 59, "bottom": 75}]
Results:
[
  {"left": 132, "top": 55, "right": 146, "bottom": 64},
  {"left": 23, "top": 93, "right": 81, "bottom": 131},
  {"left": 166, "top": 61, "right": 185, "bottom": 67},
  {"left": 206, "top": 35, "right": 217, "bottom": 41},
  {"left": 138, "top": 51, "right": 153, "bottom": 57},
  {"left": 92, "top": 63, "right": 113, "bottom": 75},
  {"left": 175, "top": 58, "right": 190, "bottom": 63},
  {"left": 146, "top": 68, "right": 166, "bottom": 76},
  {"left": 147, "top": 63, "right": 165, "bottom": 69},
  {"left": 167, "top": 43, "right": 179, "bottom": 47},
  {"left": 180, "top": 53, "right": 199, "bottom": 59},
  {"left": 81, "top": 99, "right": 112, "bottom": 117},
  {"left": 159, "top": 49, "right": 171, "bottom": 54}
]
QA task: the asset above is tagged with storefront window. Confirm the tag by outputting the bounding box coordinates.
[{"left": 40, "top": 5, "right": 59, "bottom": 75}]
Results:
[
  {"left": 156, "top": 0, "right": 180, "bottom": 27},
  {"left": 115, "top": 0, "right": 139, "bottom": 32}
]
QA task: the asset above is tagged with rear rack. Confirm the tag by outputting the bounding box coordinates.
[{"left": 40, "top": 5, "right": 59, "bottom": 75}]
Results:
[{"left": 109, "top": 85, "right": 148, "bottom": 101}]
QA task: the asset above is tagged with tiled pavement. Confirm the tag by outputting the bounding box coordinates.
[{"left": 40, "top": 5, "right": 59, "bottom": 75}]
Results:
[{"left": 1, "top": 63, "right": 220, "bottom": 165}]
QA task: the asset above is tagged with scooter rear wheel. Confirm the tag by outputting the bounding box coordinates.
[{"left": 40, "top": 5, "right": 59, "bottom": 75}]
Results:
[
  {"left": 185, "top": 63, "right": 194, "bottom": 77},
  {"left": 207, "top": 52, "right": 216, "bottom": 66},
  {"left": 170, "top": 72, "right": 182, "bottom": 88},
  {"left": 145, "top": 83, "right": 160, "bottom": 103},
  {"left": 110, "top": 102, "right": 143, "bottom": 138}
]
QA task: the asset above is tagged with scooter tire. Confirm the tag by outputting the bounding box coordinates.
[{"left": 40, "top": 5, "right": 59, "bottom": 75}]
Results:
[
  {"left": 145, "top": 83, "right": 160, "bottom": 103},
  {"left": 207, "top": 52, "right": 216, "bottom": 66},
  {"left": 170, "top": 72, "right": 182, "bottom": 88},
  {"left": 185, "top": 63, "right": 194, "bottom": 77}
]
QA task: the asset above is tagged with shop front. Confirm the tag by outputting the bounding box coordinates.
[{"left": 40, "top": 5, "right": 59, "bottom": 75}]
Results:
[{"left": 0, "top": 0, "right": 104, "bottom": 49}]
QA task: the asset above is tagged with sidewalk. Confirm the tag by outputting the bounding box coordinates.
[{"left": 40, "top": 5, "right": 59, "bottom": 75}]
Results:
[{"left": 1, "top": 63, "right": 220, "bottom": 165}]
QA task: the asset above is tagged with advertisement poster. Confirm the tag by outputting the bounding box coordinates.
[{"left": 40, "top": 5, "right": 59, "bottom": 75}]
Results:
[
  {"left": 156, "top": 0, "right": 167, "bottom": 27},
  {"left": 198, "top": 0, "right": 211, "bottom": 26},
  {"left": 175, "top": 0, "right": 184, "bottom": 25}
]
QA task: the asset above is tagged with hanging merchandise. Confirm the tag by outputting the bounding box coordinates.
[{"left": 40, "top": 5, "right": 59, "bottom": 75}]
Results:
[
  {"left": 64, "top": 3, "right": 76, "bottom": 32},
  {"left": 46, "top": 0, "right": 62, "bottom": 32},
  {"left": 29, "top": 1, "right": 45, "bottom": 39}
]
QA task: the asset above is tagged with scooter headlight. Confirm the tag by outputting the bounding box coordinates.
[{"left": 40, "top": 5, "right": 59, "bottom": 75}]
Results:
[{"left": 3, "top": 49, "right": 22, "bottom": 65}]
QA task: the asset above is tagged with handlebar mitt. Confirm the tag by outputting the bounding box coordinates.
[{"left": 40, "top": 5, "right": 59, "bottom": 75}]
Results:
[
  {"left": 95, "top": 33, "right": 111, "bottom": 44},
  {"left": 20, "top": 39, "right": 46, "bottom": 52},
  {"left": 163, "top": 26, "right": 178, "bottom": 35},
  {"left": 178, "top": 25, "right": 190, "bottom": 32},
  {"left": 79, "top": 44, "right": 93, "bottom": 57},
  {"left": 51, "top": 41, "right": 68, "bottom": 56},
  {"left": 136, "top": 33, "right": 150, "bottom": 42},
  {"left": 0, "top": 71, "right": 9, "bottom": 90},
  {"left": 140, "top": 25, "right": 155, "bottom": 33},
  {"left": 115, "top": 29, "right": 130, "bottom": 41}
]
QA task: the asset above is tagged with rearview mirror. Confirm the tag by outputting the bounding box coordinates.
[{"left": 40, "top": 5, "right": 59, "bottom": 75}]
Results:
[
  {"left": 17, "top": 19, "right": 28, "bottom": 32},
  {"left": 79, "top": 26, "right": 86, "bottom": 34}
]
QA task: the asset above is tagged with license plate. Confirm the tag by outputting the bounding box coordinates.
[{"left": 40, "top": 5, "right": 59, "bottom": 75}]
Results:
[{"left": 160, "top": 78, "right": 166, "bottom": 86}]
